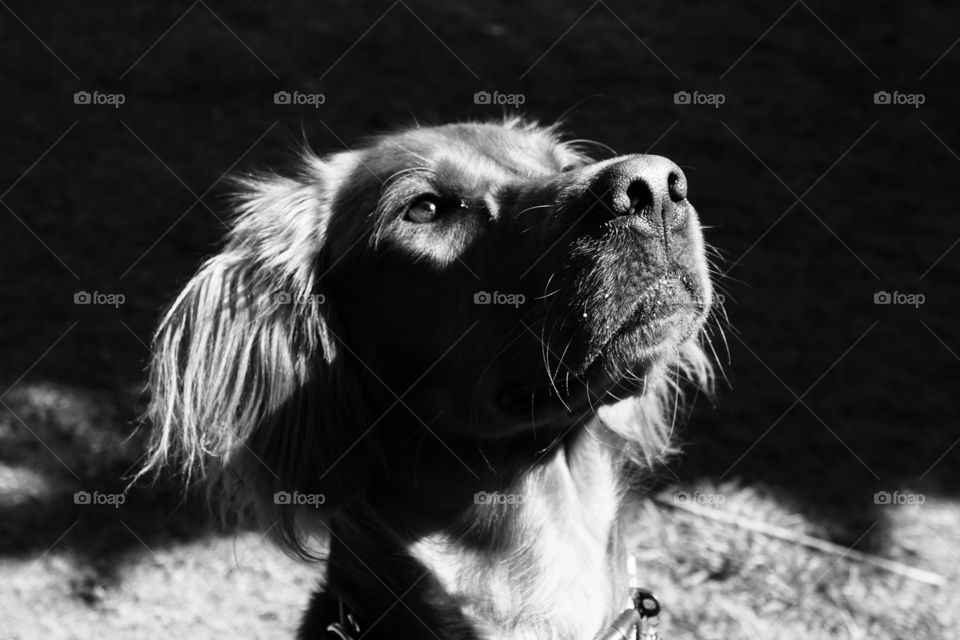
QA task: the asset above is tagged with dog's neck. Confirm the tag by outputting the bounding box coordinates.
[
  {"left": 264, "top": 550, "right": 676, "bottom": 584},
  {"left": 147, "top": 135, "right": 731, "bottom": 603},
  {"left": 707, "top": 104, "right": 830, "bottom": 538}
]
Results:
[{"left": 322, "top": 418, "right": 630, "bottom": 640}]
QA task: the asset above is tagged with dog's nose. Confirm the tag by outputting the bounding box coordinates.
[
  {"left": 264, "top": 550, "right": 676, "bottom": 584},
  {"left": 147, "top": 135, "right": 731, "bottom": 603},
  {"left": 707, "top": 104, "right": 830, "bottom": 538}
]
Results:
[{"left": 590, "top": 156, "right": 689, "bottom": 234}]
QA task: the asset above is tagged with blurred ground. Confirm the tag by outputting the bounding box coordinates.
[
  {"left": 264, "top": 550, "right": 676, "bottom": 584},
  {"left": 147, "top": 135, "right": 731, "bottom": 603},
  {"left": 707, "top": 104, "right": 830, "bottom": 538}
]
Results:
[{"left": 1, "top": 1, "right": 959, "bottom": 638}]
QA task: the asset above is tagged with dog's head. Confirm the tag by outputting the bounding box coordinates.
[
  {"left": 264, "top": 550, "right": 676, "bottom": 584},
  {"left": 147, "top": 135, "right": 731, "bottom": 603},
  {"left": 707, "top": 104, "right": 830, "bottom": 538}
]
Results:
[{"left": 142, "top": 119, "right": 713, "bottom": 554}]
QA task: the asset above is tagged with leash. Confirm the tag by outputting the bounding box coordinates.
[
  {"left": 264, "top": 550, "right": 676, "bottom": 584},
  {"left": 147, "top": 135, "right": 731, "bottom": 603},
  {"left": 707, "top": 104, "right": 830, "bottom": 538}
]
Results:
[{"left": 324, "top": 555, "right": 662, "bottom": 640}]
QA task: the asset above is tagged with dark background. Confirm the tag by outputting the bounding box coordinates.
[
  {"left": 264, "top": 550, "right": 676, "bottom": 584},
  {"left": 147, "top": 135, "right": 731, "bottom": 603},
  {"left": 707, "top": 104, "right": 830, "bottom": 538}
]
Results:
[{"left": 1, "top": 0, "right": 958, "bottom": 627}]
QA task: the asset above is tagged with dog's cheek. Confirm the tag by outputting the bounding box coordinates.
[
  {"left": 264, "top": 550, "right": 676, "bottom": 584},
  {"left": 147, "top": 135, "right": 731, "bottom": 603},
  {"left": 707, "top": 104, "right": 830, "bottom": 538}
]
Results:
[{"left": 381, "top": 214, "right": 487, "bottom": 269}]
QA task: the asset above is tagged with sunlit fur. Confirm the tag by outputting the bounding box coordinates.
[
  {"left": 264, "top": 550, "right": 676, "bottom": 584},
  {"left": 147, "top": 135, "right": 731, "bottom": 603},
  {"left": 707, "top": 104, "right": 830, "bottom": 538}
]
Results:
[
  {"left": 140, "top": 158, "right": 380, "bottom": 553},
  {"left": 138, "top": 118, "right": 714, "bottom": 640}
]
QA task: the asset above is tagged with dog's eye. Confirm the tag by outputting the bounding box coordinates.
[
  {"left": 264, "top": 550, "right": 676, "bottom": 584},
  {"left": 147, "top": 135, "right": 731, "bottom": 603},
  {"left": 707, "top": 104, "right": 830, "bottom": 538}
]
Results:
[
  {"left": 406, "top": 197, "right": 439, "bottom": 224},
  {"left": 404, "top": 196, "right": 468, "bottom": 223}
]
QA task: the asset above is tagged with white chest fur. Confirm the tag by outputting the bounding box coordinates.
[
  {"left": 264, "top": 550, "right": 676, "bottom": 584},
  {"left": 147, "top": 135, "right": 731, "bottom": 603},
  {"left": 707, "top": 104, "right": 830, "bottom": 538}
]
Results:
[{"left": 408, "top": 423, "right": 624, "bottom": 640}]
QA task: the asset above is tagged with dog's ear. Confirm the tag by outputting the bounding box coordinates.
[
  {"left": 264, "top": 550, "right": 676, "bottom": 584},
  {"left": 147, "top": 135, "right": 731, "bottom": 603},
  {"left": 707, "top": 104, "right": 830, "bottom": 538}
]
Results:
[{"left": 140, "top": 157, "right": 376, "bottom": 557}]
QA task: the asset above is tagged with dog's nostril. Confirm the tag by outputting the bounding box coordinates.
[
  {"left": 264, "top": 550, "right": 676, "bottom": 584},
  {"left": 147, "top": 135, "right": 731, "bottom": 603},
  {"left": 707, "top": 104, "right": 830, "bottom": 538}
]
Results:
[
  {"left": 667, "top": 171, "right": 687, "bottom": 202},
  {"left": 625, "top": 180, "right": 654, "bottom": 216}
]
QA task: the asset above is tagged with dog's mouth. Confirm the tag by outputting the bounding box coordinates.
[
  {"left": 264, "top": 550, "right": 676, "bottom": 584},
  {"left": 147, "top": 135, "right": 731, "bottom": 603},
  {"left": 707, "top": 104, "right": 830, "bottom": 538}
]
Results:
[
  {"left": 495, "top": 276, "right": 708, "bottom": 426},
  {"left": 589, "top": 276, "right": 707, "bottom": 364}
]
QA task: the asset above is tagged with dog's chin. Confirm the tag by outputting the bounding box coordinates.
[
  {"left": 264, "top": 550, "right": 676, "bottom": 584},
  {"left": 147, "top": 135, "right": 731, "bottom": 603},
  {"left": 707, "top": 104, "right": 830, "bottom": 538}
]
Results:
[
  {"left": 591, "top": 301, "right": 705, "bottom": 375},
  {"left": 493, "top": 301, "right": 705, "bottom": 432}
]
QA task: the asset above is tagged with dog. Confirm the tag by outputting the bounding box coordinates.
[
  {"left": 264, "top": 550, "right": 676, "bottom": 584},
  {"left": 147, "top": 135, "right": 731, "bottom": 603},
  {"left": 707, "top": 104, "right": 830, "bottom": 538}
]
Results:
[{"left": 140, "top": 118, "right": 714, "bottom": 639}]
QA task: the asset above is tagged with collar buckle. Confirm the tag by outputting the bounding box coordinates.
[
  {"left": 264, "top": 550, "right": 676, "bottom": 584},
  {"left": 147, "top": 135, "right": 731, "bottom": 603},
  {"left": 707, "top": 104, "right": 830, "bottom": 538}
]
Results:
[{"left": 325, "top": 598, "right": 361, "bottom": 640}]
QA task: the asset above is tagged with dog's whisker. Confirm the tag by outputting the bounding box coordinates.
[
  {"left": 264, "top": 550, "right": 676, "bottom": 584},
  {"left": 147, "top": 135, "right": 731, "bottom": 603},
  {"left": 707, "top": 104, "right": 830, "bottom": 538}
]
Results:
[
  {"left": 566, "top": 138, "right": 619, "bottom": 159},
  {"left": 702, "top": 331, "right": 730, "bottom": 387},
  {"left": 383, "top": 165, "right": 429, "bottom": 185},
  {"left": 516, "top": 203, "right": 554, "bottom": 218}
]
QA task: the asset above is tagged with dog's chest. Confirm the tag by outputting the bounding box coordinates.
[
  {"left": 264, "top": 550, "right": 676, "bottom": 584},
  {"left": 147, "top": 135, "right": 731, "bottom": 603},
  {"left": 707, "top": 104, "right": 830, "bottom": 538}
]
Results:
[{"left": 409, "top": 438, "right": 623, "bottom": 640}]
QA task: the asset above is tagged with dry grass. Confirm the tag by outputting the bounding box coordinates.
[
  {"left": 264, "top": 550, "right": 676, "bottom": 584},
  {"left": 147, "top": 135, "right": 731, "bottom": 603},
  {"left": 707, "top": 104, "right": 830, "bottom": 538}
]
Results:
[
  {"left": 1, "top": 532, "right": 318, "bottom": 639},
  {"left": 3, "top": 384, "right": 956, "bottom": 640},
  {"left": 629, "top": 481, "right": 960, "bottom": 639},
  {"left": 4, "top": 485, "right": 957, "bottom": 639}
]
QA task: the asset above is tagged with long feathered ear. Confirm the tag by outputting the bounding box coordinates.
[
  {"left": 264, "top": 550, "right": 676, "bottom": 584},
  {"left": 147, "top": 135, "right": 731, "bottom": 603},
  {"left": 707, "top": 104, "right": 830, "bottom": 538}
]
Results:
[{"left": 139, "top": 156, "right": 375, "bottom": 558}]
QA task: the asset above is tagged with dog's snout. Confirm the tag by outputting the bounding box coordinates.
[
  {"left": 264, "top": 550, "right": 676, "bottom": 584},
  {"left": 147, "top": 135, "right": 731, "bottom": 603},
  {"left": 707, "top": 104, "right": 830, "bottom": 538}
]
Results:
[{"left": 591, "top": 156, "right": 689, "bottom": 235}]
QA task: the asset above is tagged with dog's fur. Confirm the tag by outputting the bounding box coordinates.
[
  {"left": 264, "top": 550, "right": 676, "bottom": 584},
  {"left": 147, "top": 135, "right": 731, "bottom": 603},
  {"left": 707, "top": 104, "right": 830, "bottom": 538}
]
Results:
[{"left": 140, "top": 119, "right": 714, "bottom": 640}]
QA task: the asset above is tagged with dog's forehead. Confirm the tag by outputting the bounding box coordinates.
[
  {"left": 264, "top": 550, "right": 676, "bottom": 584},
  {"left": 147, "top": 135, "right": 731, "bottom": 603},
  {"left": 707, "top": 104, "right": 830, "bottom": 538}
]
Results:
[{"left": 365, "top": 123, "right": 565, "bottom": 178}]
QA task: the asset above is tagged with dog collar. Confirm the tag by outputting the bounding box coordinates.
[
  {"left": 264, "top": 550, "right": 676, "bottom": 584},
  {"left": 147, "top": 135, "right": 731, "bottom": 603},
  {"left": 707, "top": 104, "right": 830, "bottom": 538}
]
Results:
[
  {"left": 592, "top": 551, "right": 661, "bottom": 640},
  {"left": 324, "top": 552, "right": 659, "bottom": 639},
  {"left": 321, "top": 588, "right": 660, "bottom": 640},
  {"left": 594, "top": 587, "right": 661, "bottom": 640},
  {"left": 324, "top": 597, "right": 361, "bottom": 640}
]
